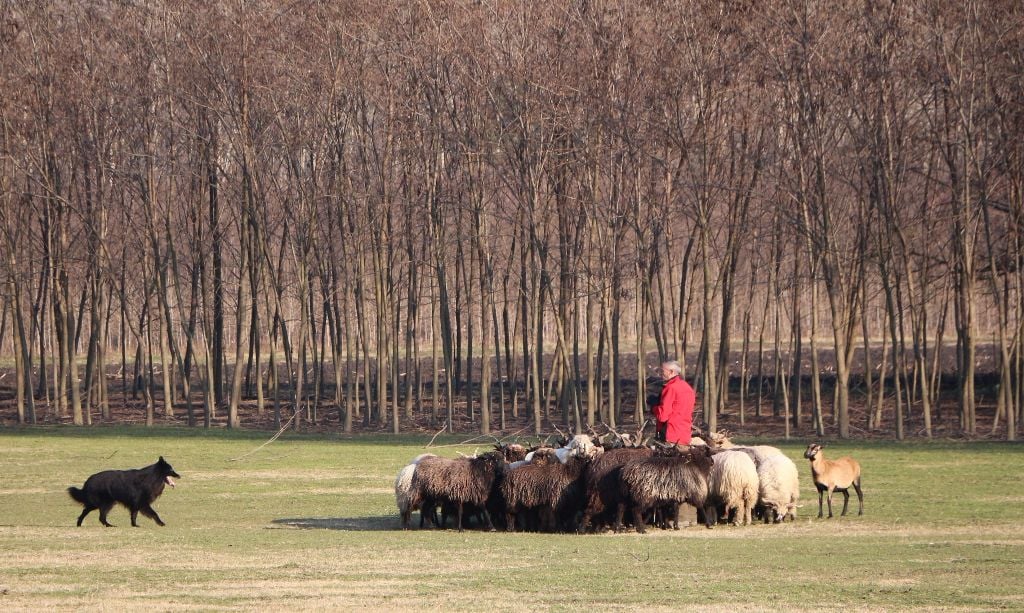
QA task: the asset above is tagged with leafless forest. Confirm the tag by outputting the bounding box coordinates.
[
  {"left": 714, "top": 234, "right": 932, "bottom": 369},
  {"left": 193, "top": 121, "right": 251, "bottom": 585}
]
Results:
[{"left": 0, "top": 1, "right": 1021, "bottom": 440}]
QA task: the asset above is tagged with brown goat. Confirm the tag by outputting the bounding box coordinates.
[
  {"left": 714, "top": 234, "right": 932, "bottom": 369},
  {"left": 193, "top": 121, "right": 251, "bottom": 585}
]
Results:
[{"left": 803, "top": 443, "right": 863, "bottom": 518}]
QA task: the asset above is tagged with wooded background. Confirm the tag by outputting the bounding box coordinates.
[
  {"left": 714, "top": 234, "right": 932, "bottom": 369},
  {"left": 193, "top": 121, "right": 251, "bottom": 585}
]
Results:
[{"left": 1, "top": 0, "right": 1021, "bottom": 440}]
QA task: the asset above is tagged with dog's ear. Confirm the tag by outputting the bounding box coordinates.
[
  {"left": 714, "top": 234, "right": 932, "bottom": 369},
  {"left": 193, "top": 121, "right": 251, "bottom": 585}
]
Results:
[{"left": 159, "top": 456, "right": 165, "bottom": 463}]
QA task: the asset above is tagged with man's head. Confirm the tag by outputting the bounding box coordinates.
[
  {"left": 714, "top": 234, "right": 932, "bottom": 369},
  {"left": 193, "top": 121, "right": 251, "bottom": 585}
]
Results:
[{"left": 660, "top": 360, "right": 682, "bottom": 380}]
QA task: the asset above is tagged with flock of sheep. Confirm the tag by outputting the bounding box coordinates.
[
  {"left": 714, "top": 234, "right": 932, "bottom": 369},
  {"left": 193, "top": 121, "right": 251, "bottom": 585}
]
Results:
[{"left": 394, "top": 429, "right": 864, "bottom": 533}]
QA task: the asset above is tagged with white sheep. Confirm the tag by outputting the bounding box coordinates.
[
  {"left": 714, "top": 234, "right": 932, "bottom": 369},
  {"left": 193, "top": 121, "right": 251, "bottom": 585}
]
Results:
[
  {"left": 709, "top": 450, "right": 759, "bottom": 526},
  {"left": 395, "top": 453, "right": 437, "bottom": 528},
  {"left": 513, "top": 435, "right": 604, "bottom": 469},
  {"left": 707, "top": 432, "right": 785, "bottom": 466},
  {"left": 756, "top": 454, "right": 800, "bottom": 523},
  {"left": 549, "top": 435, "right": 603, "bottom": 464}
]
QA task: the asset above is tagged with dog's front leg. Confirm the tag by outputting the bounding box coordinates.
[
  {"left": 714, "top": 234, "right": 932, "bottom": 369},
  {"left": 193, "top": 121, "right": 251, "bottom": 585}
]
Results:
[{"left": 140, "top": 504, "right": 166, "bottom": 526}]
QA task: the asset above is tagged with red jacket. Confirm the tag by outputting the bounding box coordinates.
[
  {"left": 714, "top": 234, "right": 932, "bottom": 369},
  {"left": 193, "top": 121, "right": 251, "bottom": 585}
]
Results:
[{"left": 653, "top": 375, "right": 695, "bottom": 444}]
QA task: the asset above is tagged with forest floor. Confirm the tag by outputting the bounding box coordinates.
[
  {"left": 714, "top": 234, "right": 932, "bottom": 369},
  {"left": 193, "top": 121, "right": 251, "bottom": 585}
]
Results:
[{"left": 0, "top": 344, "right": 1013, "bottom": 441}]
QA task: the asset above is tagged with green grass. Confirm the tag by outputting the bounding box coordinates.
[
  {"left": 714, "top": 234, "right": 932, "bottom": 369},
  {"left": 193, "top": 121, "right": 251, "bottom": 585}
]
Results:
[{"left": 0, "top": 428, "right": 1022, "bottom": 611}]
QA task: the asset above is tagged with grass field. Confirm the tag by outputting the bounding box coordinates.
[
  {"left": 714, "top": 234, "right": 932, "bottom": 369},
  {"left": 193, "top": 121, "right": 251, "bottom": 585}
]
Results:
[{"left": 0, "top": 428, "right": 1022, "bottom": 612}]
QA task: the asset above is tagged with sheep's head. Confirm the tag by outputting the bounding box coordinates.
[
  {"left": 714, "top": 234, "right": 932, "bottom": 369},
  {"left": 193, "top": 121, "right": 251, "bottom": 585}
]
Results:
[
  {"left": 476, "top": 450, "right": 506, "bottom": 473},
  {"left": 495, "top": 443, "right": 527, "bottom": 463},
  {"left": 651, "top": 441, "right": 686, "bottom": 457},
  {"left": 597, "top": 431, "right": 623, "bottom": 450},
  {"left": 567, "top": 434, "right": 603, "bottom": 459},
  {"left": 619, "top": 433, "right": 644, "bottom": 448},
  {"left": 691, "top": 444, "right": 715, "bottom": 473},
  {"left": 804, "top": 443, "right": 822, "bottom": 460},
  {"left": 530, "top": 447, "right": 558, "bottom": 465}
]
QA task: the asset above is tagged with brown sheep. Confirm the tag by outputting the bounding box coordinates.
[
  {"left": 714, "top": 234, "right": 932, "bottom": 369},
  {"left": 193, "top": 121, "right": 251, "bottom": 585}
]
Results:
[
  {"left": 407, "top": 451, "right": 505, "bottom": 531},
  {"left": 579, "top": 447, "right": 653, "bottom": 532},
  {"left": 803, "top": 443, "right": 863, "bottom": 518},
  {"left": 500, "top": 453, "right": 589, "bottom": 532},
  {"left": 617, "top": 444, "right": 716, "bottom": 533}
]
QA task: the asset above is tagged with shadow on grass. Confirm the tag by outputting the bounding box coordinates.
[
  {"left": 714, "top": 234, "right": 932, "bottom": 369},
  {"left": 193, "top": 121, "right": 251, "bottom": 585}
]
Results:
[{"left": 270, "top": 515, "right": 398, "bottom": 531}]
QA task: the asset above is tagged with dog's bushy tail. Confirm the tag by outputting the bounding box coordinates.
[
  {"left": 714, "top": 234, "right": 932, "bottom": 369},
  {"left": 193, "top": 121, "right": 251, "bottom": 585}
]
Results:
[{"left": 67, "top": 486, "right": 87, "bottom": 505}]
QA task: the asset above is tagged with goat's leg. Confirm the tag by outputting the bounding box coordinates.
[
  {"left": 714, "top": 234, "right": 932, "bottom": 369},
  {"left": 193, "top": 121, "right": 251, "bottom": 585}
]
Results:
[
  {"left": 854, "top": 478, "right": 864, "bottom": 515},
  {"left": 826, "top": 486, "right": 835, "bottom": 518},
  {"left": 840, "top": 489, "right": 850, "bottom": 516},
  {"left": 816, "top": 488, "right": 825, "bottom": 518},
  {"left": 456, "top": 502, "right": 464, "bottom": 532}
]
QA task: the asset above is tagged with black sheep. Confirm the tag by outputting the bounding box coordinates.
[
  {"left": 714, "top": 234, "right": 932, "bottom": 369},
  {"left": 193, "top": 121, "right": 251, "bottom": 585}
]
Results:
[
  {"left": 408, "top": 452, "right": 505, "bottom": 532},
  {"left": 617, "top": 444, "right": 715, "bottom": 533}
]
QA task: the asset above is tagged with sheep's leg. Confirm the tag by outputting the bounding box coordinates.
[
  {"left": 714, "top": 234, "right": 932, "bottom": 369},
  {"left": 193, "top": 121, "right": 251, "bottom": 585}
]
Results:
[
  {"left": 614, "top": 503, "right": 626, "bottom": 533},
  {"left": 840, "top": 488, "right": 851, "bottom": 516},
  {"left": 578, "top": 512, "right": 592, "bottom": 533},
  {"left": 826, "top": 486, "right": 835, "bottom": 518},
  {"left": 703, "top": 504, "right": 717, "bottom": 526},
  {"left": 481, "top": 507, "right": 496, "bottom": 532},
  {"left": 854, "top": 478, "right": 864, "bottom": 515},
  {"left": 456, "top": 502, "right": 464, "bottom": 532},
  {"left": 541, "top": 507, "right": 556, "bottom": 532},
  {"left": 670, "top": 503, "right": 680, "bottom": 530},
  {"left": 631, "top": 505, "right": 647, "bottom": 534},
  {"left": 816, "top": 487, "right": 825, "bottom": 518},
  {"left": 702, "top": 503, "right": 716, "bottom": 528}
]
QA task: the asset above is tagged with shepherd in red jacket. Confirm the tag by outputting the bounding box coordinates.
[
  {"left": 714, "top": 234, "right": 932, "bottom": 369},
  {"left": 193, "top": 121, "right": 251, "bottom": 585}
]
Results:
[{"left": 652, "top": 360, "right": 696, "bottom": 445}]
